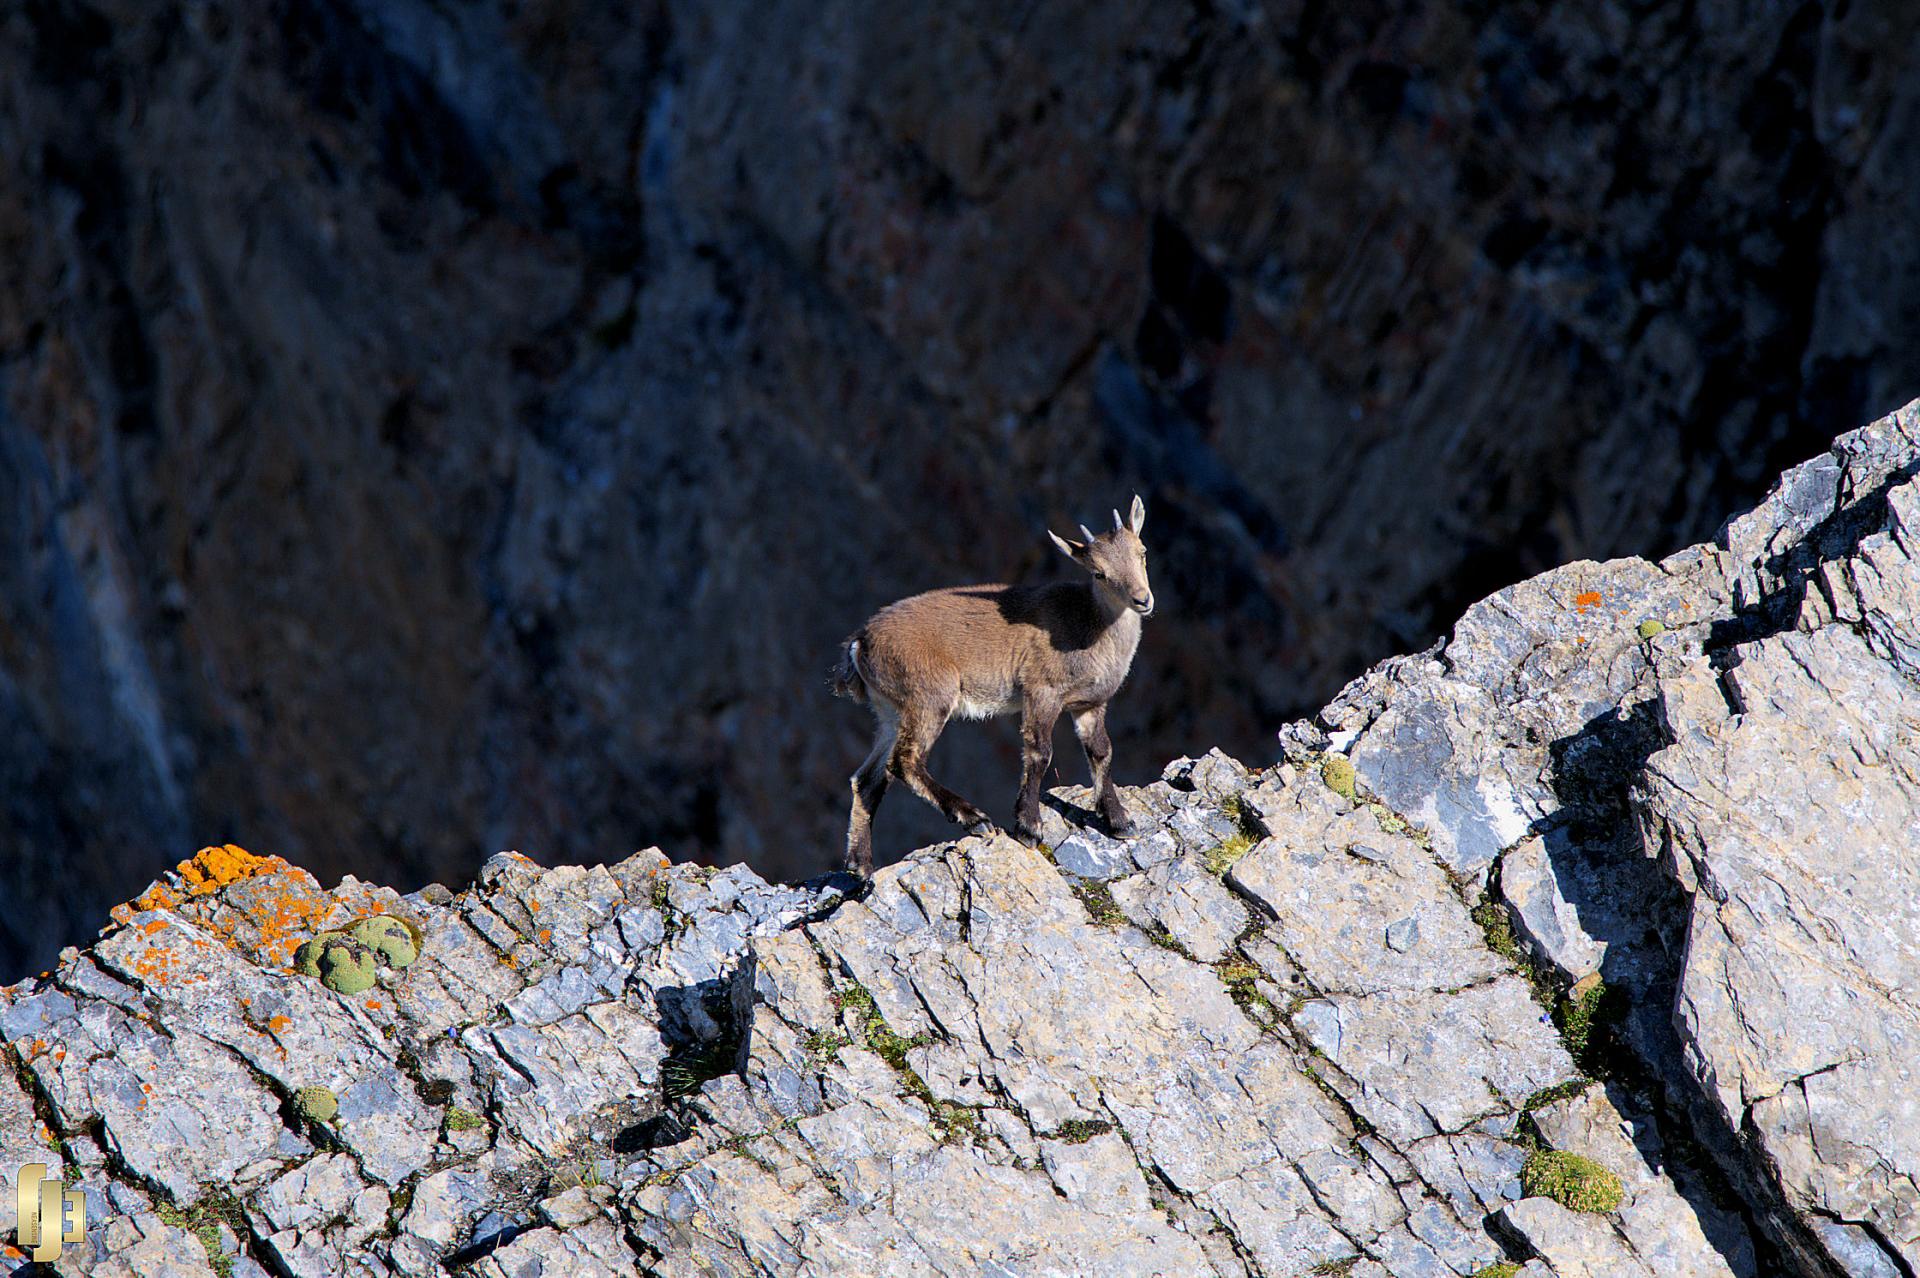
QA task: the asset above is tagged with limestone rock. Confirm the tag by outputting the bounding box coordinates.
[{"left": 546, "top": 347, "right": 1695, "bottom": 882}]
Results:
[{"left": 6, "top": 404, "right": 1920, "bottom": 1276}]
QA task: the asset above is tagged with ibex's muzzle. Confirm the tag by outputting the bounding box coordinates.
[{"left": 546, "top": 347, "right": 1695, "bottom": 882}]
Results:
[{"left": 1133, "top": 595, "right": 1154, "bottom": 616}]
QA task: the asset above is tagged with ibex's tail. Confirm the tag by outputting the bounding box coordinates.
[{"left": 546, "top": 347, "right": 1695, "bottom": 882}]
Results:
[{"left": 829, "top": 635, "right": 869, "bottom": 704}]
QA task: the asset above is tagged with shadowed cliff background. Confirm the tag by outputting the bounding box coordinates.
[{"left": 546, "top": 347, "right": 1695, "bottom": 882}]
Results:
[{"left": 2, "top": 0, "right": 1917, "bottom": 979}]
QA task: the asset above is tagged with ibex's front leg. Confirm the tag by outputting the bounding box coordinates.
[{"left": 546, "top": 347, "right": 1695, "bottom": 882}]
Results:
[
  {"left": 1072, "top": 703, "right": 1132, "bottom": 836},
  {"left": 1014, "top": 693, "right": 1063, "bottom": 845}
]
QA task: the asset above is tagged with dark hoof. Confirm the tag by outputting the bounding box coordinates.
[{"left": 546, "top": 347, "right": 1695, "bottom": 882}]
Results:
[
  {"left": 962, "top": 816, "right": 998, "bottom": 838},
  {"left": 1013, "top": 825, "right": 1044, "bottom": 848},
  {"left": 1104, "top": 811, "right": 1135, "bottom": 838}
]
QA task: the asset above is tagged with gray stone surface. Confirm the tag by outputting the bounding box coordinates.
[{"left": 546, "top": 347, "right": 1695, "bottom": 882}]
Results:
[{"left": 6, "top": 403, "right": 1919, "bottom": 1275}]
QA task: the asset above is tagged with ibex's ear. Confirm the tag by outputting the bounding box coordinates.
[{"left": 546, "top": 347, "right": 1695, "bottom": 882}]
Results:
[
  {"left": 1129, "top": 494, "right": 1146, "bottom": 534},
  {"left": 1048, "top": 529, "right": 1084, "bottom": 560}
]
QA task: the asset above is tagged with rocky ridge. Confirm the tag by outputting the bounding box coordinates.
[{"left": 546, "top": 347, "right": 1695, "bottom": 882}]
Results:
[
  {"left": 3, "top": 399, "right": 1917, "bottom": 1276},
  {"left": 9, "top": 0, "right": 1920, "bottom": 977}
]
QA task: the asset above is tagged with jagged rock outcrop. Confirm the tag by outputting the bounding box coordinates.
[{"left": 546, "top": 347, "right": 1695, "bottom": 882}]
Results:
[
  {"left": 4, "top": 401, "right": 1916, "bottom": 1275},
  {"left": 7, "top": 0, "right": 1920, "bottom": 981}
]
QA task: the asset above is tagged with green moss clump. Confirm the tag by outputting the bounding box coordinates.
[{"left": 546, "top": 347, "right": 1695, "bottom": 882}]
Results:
[
  {"left": 1321, "top": 755, "right": 1357, "bottom": 801},
  {"left": 444, "top": 1106, "right": 485, "bottom": 1133},
  {"left": 1471, "top": 896, "right": 1522, "bottom": 964},
  {"left": 293, "top": 931, "right": 384, "bottom": 993},
  {"left": 349, "top": 915, "right": 420, "bottom": 968},
  {"left": 322, "top": 942, "right": 378, "bottom": 994},
  {"left": 1522, "top": 1149, "right": 1624, "bottom": 1213},
  {"left": 293, "top": 1085, "right": 338, "bottom": 1124},
  {"left": 1637, "top": 619, "right": 1667, "bottom": 639},
  {"left": 1471, "top": 1264, "right": 1523, "bottom": 1278},
  {"left": 1050, "top": 1118, "right": 1114, "bottom": 1144},
  {"left": 1203, "top": 833, "right": 1254, "bottom": 875},
  {"left": 291, "top": 933, "right": 340, "bottom": 977}
]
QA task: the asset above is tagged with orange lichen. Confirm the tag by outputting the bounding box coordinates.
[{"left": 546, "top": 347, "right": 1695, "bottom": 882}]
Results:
[
  {"left": 265, "top": 1015, "right": 293, "bottom": 1035},
  {"left": 538, "top": 929, "right": 552, "bottom": 944},
  {"left": 178, "top": 844, "right": 285, "bottom": 895},
  {"left": 141, "top": 919, "right": 170, "bottom": 936},
  {"left": 528, "top": 898, "right": 541, "bottom": 912},
  {"left": 239, "top": 998, "right": 251, "bottom": 1007},
  {"left": 1573, "top": 590, "right": 1604, "bottom": 612}
]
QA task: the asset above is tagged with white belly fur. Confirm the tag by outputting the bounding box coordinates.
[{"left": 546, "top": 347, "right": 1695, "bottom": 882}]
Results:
[{"left": 953, "top": 693, "right": 1017, "bottom": 720}]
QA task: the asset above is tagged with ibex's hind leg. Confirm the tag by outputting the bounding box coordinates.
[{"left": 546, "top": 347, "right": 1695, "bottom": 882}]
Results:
[
  {"left": 845, "top": 711, "right": 897, "bottom": 876},
  {"left": 1072, "top": 704, "right": 1133, "bottom": 836},
  {"left": 891, "top": 702, "right": 995, "bottom": 836}
]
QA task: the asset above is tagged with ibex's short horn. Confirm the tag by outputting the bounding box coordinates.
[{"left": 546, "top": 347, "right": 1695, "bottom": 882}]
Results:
[
  {"left": 1112, "top": 508, "right": 1125, "bottom": 531},
  {"left": 1079, "top": 523, "right": 1097, "bottom": 544}
]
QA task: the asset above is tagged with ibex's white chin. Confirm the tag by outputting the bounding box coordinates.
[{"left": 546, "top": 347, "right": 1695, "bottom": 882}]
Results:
[{"left": 832, "top": 495, "right": 1156, "bottom": 876}]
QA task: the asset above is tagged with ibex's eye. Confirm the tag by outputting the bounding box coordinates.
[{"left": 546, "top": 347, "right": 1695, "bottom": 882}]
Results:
[{"left": 1093, "top": 571, "right": 1108, "bottom": 581}]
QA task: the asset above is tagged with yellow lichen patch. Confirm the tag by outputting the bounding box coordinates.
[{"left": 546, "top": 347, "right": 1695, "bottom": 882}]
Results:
[{"left": 178, "top": 844, "right": 286, "bottom": 896}]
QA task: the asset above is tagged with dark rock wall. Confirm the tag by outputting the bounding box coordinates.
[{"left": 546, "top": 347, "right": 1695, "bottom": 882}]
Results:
[{"left": 2, "top": 0, "right": 1917, "bottom": 977}]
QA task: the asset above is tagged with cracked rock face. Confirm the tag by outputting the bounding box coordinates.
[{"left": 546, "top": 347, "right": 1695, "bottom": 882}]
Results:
[{"left": 3, "top": 401, "right": 1918, "bottom": 1277}]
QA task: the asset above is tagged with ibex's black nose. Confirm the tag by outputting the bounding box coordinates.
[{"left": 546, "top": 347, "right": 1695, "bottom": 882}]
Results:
[{"left": 1133, "top": 595, "right": 1154, "bottom": 615}]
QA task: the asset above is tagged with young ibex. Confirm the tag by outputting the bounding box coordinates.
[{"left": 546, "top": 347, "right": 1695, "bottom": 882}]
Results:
[{"left": 831, "top": 495, "right": 1155, "bottom": 875}]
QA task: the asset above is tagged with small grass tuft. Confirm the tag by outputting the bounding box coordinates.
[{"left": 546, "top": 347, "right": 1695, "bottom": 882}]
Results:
[
  {"left": 662, "top": 1037, "right": 740, "bottom": 1099},
  {"left": 1308, "top": 1258, "right": 1358, "bottom": 1275},
  {"left": 156, "top": 1194, "right": 245, "bottom": 1278},
  {"left": 1203, "top": 833, "right": 1254, "bottom": 876},
  {"left": 444, "top": 1105, "right": 486, "bottom": 1133},
  {"left": 802, "top": 1030, "right": 852, "bottom": 1063},
  {"left": 1070, "top": 879, "right": 1126, "bottom": 927},
  {"left": 1215, "top": 957, "right": 1276, "bottom": 1024},
  {"left": 1555, "top": 979, "right": 1626, "bottom": 1072},
  {"left": 1522, "top": 1149, "right": 1624, "bottom": 1213}
]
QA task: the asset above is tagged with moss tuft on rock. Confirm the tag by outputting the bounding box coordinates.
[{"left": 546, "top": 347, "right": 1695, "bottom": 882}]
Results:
[
  {"left": 1470, "top": 1264, "right": 1522, "bottom": 1278},
  {"left": 349, "top": 914, "right": 420, "bottom": 968},
  {"left": 444, "top": 1106, "right": 485, "bottom": 1133},
  {"left": 293, "top": 1084, "right": 338, "bottom": 1124},
  {"left": 1321, "top": 755, "right": 1357, "bottom": 801},
  {"left": 1521, "top": 1149, "right": 1624, "bottom": 1213},
  {"left": 291, "top": 932, "right": 343, "bottom": 977},
  {"left": 1636, "top": 618, "right": 1668, "bottom": 639}
]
